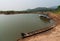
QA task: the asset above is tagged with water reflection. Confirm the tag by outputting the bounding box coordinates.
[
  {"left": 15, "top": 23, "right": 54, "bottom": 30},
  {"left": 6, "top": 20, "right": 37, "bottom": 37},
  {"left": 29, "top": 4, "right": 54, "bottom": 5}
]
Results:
[
  {"left": 40, "top": 16, "right": 50, "bottom": 22},
  {"left": 0, "top": 14, "right": 53, "bottom": 41}
]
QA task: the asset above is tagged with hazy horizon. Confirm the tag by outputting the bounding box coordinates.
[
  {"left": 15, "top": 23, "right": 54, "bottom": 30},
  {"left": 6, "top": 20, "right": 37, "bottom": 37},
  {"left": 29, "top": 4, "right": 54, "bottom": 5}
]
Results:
[{"left": 0, "top": 0, "right": 60, "bottom": 11}]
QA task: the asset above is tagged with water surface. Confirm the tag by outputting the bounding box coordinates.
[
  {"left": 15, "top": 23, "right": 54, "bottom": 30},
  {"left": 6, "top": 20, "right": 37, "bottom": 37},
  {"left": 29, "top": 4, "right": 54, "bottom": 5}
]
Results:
[{"left": 0, "top": 14, "right": 54, "bottom": 41}]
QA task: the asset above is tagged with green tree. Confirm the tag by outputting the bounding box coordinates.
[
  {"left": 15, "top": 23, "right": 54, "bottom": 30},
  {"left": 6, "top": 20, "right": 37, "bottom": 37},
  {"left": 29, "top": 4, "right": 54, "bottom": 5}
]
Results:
[{"left": 57, "top": 6, "right": 60, "bottom": 10}]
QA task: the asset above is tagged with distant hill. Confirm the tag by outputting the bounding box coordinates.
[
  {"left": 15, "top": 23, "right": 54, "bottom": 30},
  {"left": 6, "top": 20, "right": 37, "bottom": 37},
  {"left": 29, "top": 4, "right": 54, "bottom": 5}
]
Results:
[
  {"left": 26, "top": 7, "right": 56, "bottom": 12},
  {"left": 0, "top": 6, "right": 59, "bottom": 14},
  {"left": 50, "top": 6, "right": 58, "bottom": 9}
]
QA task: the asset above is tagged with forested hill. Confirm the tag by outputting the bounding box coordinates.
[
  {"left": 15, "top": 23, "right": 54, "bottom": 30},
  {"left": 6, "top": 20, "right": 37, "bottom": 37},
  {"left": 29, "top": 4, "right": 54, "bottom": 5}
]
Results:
[
  {"left": 26, "top": 7, "right": 57, "bottom": 12},
  {"left": 0, "top": 6, "right": 59, "bottom": 14}
]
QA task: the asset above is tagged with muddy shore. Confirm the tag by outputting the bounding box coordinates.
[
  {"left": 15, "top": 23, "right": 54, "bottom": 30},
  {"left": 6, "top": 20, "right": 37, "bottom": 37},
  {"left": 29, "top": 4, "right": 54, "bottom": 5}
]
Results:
[{"left": 17, "top": 13, "right": 60, "bottom": 41}]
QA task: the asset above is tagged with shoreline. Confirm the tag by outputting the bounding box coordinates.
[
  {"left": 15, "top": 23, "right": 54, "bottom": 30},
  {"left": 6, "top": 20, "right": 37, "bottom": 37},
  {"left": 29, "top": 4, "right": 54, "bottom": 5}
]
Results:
[{"left": 17, "top": 13, "right": 60, "bottom": 41}]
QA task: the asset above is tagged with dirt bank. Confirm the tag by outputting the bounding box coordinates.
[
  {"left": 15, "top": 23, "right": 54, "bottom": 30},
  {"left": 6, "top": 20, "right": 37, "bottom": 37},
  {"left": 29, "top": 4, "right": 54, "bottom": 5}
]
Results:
[{"left": 18, "top": 13, "right": 60, "bottom": 41}]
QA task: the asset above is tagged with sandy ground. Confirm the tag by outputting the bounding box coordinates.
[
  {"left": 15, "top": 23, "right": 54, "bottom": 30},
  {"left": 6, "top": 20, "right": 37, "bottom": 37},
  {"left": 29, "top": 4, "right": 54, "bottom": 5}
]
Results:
[{"left": 17, "top": 13, "right": 60, "bottom": 41}]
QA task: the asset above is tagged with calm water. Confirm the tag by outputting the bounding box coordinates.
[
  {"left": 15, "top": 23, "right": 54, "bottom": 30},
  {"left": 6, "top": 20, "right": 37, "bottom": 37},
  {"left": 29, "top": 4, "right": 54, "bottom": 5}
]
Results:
[{"left": 0, "top": 14, "right": 54, "bottom": 41}]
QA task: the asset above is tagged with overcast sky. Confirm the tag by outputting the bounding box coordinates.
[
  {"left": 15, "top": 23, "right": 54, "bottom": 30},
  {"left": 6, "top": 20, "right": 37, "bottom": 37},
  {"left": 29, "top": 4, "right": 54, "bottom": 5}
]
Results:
[{"left": 0, "top": 0, "right": 60, "bottom": 11}]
